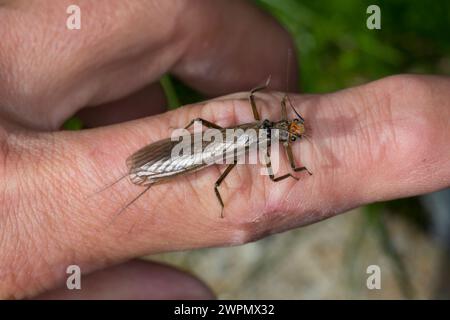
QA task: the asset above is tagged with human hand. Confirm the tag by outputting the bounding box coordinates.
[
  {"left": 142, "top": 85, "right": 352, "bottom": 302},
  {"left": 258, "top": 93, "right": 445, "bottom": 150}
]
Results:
[
  {"left": 1, "top": 0, "right": 450, "bottom": 299},
  {"left": 0, "top": 0, "right": 298, "bottom": 299}
]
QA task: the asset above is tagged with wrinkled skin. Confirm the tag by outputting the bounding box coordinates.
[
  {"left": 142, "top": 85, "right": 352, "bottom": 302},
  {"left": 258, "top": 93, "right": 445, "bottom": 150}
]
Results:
[{"left": 0, "top": 0, "right": 450, "bottom": 299}]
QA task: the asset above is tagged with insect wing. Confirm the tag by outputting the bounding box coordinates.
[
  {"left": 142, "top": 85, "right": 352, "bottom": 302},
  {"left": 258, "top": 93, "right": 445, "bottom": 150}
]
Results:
[
  {"left": 126, "top": 124, "right": 262, "bottom": 185},
  {"left": 126, "top": 136, "right": 202, "bottom": 185}
]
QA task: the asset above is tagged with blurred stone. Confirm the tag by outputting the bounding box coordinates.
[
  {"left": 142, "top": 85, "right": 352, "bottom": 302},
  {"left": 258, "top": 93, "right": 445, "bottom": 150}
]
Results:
[{"left": 148, "top": 208, "right": 439, "bottom": 299}]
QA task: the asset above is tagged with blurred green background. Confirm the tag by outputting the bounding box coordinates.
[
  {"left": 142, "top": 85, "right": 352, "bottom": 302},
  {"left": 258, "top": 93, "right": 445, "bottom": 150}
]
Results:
[
  {"left": 256, "top": 0, "right": 450, "bottom": 92},
  {"left": 159, "top": 0, "right": 450, "bottom": 106}
]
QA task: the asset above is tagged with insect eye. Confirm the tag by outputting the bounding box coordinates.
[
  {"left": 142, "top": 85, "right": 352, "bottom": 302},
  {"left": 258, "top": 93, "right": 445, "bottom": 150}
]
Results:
[{"left": 290, "top": 136, "right": 296, "bottom": 142}]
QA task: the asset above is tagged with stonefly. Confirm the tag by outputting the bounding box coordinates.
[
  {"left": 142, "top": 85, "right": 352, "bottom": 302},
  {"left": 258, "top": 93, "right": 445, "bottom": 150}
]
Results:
[{"left": 122, "top": 79, "right": 311, "bottom": 217}]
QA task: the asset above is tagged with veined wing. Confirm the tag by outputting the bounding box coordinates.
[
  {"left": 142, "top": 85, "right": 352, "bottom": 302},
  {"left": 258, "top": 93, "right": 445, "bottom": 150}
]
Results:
[
  {"left": 127, "top": 124, "right": 262, "bottom": 185},
  {"left": 127, "top": 135, "right": 202, "bottom": 185}
]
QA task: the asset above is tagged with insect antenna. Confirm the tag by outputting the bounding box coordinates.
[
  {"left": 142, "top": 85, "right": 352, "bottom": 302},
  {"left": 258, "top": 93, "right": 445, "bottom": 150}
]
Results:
[
  {"left": 115, "top": 185, "right": 152, "bottom": 217},
  {"left": 286, "top": 95, "right": 305, "bottom": 122},
  {"left": 283, "top": 49, "right": 305, "bottom": 121},
  {"left": 286, "top": 48, "right": 292, "bottom": 92}
]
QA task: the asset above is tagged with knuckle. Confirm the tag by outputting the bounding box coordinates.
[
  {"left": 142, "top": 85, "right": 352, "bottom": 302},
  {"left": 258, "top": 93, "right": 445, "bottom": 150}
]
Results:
[
  {"left": 0, "top": 129, "right": 9, "bottom": 176},
  {"left": 228, "top": 225, "right": 264, "bottom": 246},
  {"left": 0, "top": 131, "right": 22, "bottom": 217},
  {"left": 0, "top": 13, "right": 57, "bottom": 127},
  {"left": 1, "top": 131, "right": 69, "bottom": 228},
  {"left": 382, "top": 74, "right": 433, "bottom": 103},
  {"left": 200, "top": 99, "right": 242, "bottom": 128},
  {"left": 227, "top": 206, "right": 275, "bottom": 246},
  {"left": 349, "top": 74, "right": 435, "bottom": 166},
  {"left": 377, "top": 75, "right": 438, "bottom": 171},
  {"left": 0, "top": 132, "right": 78, "bottom": 297}
]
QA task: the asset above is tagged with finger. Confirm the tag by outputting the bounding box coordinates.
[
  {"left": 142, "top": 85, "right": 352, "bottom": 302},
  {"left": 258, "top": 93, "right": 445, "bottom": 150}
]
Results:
[
  {"left": 0, "top": 0, "right": 297, "bottom": 130},
  {"left": 3, "top": 75, "right": 450, "bottom": 298},
  {"left": 35, "top": 260, "right": 215, "bottom": 300},
  {"left": 76, "top": 83, "right": 167, "bottom": 128},
  {"left": 171, "top": 0, "right": 298, "bottom": 95}
]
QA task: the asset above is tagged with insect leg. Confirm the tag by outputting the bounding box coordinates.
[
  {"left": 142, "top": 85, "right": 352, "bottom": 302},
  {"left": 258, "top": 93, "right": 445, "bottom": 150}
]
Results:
[
  {"left": 264, "top": 149, "right": 299, "bottom": 182},
  {"left": 249, "top": 76, "right": 271, "bottom": 121},
  {"left": 184, "top": 118, "right": 223, "bottom": 130},
  {"left": 285, "top": 143, "right": 312, "bottom": 175},
  {"left": 214, "top": 163, "right": 236, "bottom": 218}
]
